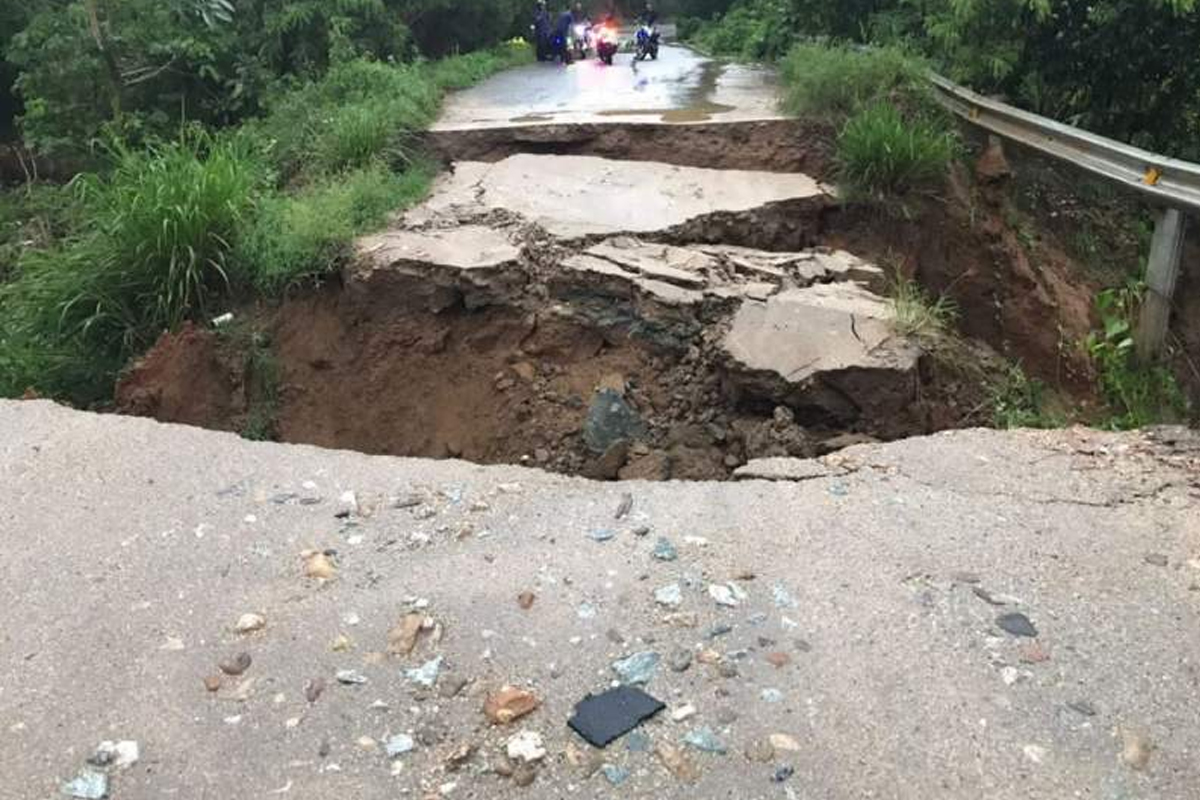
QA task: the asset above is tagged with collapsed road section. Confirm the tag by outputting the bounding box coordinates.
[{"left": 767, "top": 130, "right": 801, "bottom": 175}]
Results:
[{"left": 119, "top": 154, "right": 969, "bottom": 479}]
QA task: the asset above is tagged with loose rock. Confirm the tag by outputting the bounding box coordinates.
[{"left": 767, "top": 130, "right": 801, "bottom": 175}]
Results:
[
  {"left": 203, "top": 675, "right": 222, "bottom": 692},
  {"left": 219, "top": 652, "right": 252, "bottom": 676},
  {"left": 652, "top": 538, "right": 679, "bottom": 562},
  {"left": 682, "top": 727, "right": 727, "bottom": 754},
  {"left": 708, "top": 583, "right": 746, "bottom": 608},
  {"left": 517, "top": 591, "right": 536, "bottom": 610},
  {"left": 405, "top": 656, "right": 443, "bottom": 688},
  {"left": 61, "top": 769, "right": 108, "bottom": 799},
  {"left": 386, "top": 734, "right": 416, "bottom": 757},
  {"left": 1120, "top": 729, "right": 1154, "bottom": 771},
  {"left": 1144, "top": 552, "right": 1169, "bottom": 567},
  {"left": 668, "top": 648, "right": 693, "bottom": 673},
  {"left": 655, "top": 743, "right": 700, "bottom": 782},
  {"left": 612, "top": 651, "right": 661, "bottom": 685},
  {"left": 302, "top": 550, "right": 337, "bottom": 580},
  {"left": 484, "top": 686, "right": 541, "bottom": 725},
  {"left": 655, "top": 583, "right": 683, "bottom": 608},
  {"left": 996, "top": 612, "right": 1038, "bottom": 638},
  {"left": 234, "top": 613, "right": 266, "bottom": 634},
  {"left": 671, "top": 704, "right": 697, "bottom": 722},
  {"left": 568, "top": 685, "right": 666, "bottom": 747},
  {"left": 506, "top": 730, "right": 547, "bottom": 763},
  {"left": 336, "top": 669, "right": 368, "bottom": 685},
  {"left": 305, "top": 677, "right": 326, "bottom": 703},
  {"left": 387, "top": 613, "right": 425, "bottom": 656},
  {"left": 615, "top": 493, "right": 634, "bottom": 520}
]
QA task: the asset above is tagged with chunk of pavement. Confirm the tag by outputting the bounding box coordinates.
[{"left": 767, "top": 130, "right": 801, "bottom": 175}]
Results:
[
  {"left": 996, "top": 612, "right": 1038, "bottom": 638},
  {"left": 353, "top": 225, "right": 521, "bottom": 283},
  {"left": 385, "top": 734, "right": 415, "bottom": 757},
  {"left": 733, "top": 458, "right": 845, "bottom": 482},
  {"left": 61, "top": 769, "right": 108, "bottom": 799},
  {"left": 652, "top": 537, "right": 679, "bottom": 562},
  {"left": 405, "top": 656, "right": 443, "bottom": 687},
  {"left": 708, "top": 582, "right": 747, "bottom": 608},
  {"left": 484, "top": 686, "right": 541, "bottom": 724},
  {"left": 612, "top": 651, "right": 661, "bottom": 685},
  {"left": 406, "top": 154, "right": 827, "bottom": 240},
  {"left": 720, "top": 284, "right": 920, "bottom": 419},
  {"left": 584, "top": 389, "right": 646, "bottom": 454},
  {"left": 568, "top": 686, "right": 666, "bottom": 748},
  {"left": 506, "top": 730, "right": 547, "bottom": 763},
  {"left": 655, "top": 583, "right": 683, "bottom": 608}
]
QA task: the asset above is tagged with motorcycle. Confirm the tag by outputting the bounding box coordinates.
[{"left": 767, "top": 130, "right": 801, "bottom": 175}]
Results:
[
  {"left": 595, "top": 24, "right": 620, "bottom": 66},
  {"left": 570, "top": 22, "right": 592, "bottom": 61},
  {"left": 635, "top": 24, "right": 660, "bottom": 60}
]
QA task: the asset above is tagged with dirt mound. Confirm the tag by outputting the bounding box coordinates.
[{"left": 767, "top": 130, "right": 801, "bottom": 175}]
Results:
[{"left": 115, "top": 323, "right": 246, "bottom": 431}]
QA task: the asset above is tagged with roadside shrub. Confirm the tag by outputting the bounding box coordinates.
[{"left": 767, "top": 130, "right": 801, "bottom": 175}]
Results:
[
  {"left": 836, "top": 103, "right": 956, "bottom": 198},
  {"left": 1086, "top": 283, "right": 1189, "bottom": 429},
  {"left": 236, "top": 162, "right": 435, "bottom": 294},
  {"left": 780, "top": 43, "right": 933, "bottom": 121}
]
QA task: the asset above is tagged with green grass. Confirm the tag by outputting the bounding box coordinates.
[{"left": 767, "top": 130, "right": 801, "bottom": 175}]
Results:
[
  {"left": 889, "top": 275, "right": 958, "bottom": 341},
  {"left": 780, "top": 43, "right": 934, "bottom": 121},
  {"left": 836, "top": 102, "right": 957, "bottom": 199},
  {"left": 237, "top": 161, "right": 435, "bottom": 293}
]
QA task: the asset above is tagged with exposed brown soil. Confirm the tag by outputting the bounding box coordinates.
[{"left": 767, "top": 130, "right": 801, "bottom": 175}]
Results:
[
  {"left": 424, "top": 119, "right": 834, "bottom": 175},
  {"left": 116, "top": 323, "right": 247, "bottom": 431},
  {"left": 821, "top": 163, "right": 1101, "bottom": 397}
]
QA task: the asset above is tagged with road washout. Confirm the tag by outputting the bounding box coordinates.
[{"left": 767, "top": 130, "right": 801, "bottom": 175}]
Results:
[{"left": 117, "top": 153, "right": 1016, "bottom": 480}]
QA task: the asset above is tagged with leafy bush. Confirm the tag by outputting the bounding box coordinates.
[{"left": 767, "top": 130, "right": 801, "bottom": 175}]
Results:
[
  {"left": 836, "top": 103, "right": 956, "bottom": 198},
  {"left": 237, "top": 161, "right": 434, "bottom": 293},
  {"left": 1086, "top": 283, "right": 1188, "bottom": 429},
  {"left": 989, "top": 364, "right": 1062, "bottom": 428},
  {"left": 780, "top": 43, "right": 933, "bottom": 121}
]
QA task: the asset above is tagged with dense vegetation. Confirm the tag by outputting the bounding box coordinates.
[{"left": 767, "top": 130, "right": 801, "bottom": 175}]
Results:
[
  {"left": 0, "top": 1, "right": 530, "bottom": 404},
  {"left": 678, "top": 0, "right": 1200, "bottom": 160}
]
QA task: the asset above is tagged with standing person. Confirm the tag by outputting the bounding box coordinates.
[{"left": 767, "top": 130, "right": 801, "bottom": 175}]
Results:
[
  {"left": 532, "top": 1, "right": 552, "bottom": 61},
  {"left": 554, "top": 5, "right": 576, "bottom": 63}
]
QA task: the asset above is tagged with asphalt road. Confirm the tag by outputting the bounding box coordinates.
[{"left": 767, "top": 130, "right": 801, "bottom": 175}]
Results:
[
  {"left": 433, "top": 44, "right": 783, "bottom": 130},
  {"left": 3, "top": 400, "right": 1200, "bottom": 799}
]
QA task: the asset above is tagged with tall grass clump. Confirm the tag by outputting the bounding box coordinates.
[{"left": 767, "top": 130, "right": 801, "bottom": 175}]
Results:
[
  {"left": 889, "top": 274, "right": 958, "bottom": 340},
  {"left": 780, "top": 43, "right": 934, "bottom": 121},
  {"left": 836, "top": 102, "right": 957, "bottom": 198},
  {"left": 0, "top": 132, "right": 261, "bottom": 400}
]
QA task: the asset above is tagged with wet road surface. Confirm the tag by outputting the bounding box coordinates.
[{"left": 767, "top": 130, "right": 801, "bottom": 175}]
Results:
[{"left": 434, "top": 44, "right": 783, "bottom": 130}]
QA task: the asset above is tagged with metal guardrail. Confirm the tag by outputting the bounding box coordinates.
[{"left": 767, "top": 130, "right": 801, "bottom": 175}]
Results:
[
  {"left": 929, "top": 74, "right": 1195, "bottom": 359},
  {"left": 930, "top": 74, "right": 1200, "bottom": 214}
]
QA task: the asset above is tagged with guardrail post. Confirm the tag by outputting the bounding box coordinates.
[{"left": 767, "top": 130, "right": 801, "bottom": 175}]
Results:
[{"left": 1136, "top": 208, "right": 1187, "bottom": 362}]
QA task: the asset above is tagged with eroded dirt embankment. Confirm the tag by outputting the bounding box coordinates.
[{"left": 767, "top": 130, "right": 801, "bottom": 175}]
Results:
[{"left": 116, "top": 128, "right": 1110, "bottom": 480}]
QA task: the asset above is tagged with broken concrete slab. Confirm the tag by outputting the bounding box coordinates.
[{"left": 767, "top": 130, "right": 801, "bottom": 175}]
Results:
[
  {"left": 404, "top": 154, "right": 830, "bottom": 241},
  {"left": 720, "top": 283, "right": 921, "bottom": 420},
  {"left": 732, "top": 457, "right": 848, "bottom": 482},
  {"left": 349, "top": 225, "right": 525, "bottom": 310}
]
